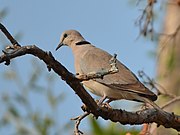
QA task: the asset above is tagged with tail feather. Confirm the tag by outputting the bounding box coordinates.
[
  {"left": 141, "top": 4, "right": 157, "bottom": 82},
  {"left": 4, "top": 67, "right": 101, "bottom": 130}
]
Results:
[{"left": 142, "top": 97, "right": 169, "bottom": 117}]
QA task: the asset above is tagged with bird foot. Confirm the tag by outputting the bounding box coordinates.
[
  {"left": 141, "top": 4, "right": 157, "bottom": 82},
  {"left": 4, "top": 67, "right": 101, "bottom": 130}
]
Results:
[
  {"left": 101, "top": 102, "right": 112, "bottom": 109},
  {"left": 95, "top": 100, "right": 112, "bottom": 109}
]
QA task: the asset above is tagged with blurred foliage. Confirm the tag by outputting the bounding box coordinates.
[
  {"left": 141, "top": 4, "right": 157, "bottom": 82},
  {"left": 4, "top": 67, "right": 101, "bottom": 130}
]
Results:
[
  {"left": 0, "top": 8, "right": 8, "bottom": 21},
  {"left": 166, "top": 47, "right": 175, "bottom": 72},
  {"left": 89, "top": 117, "right": 140, "bottom": 135},
  {"left": 0, "top": 58, "right": 66, "bottom": 135},
  {"left": 0, "top": 8, "right": 67, "bottom": 135}
]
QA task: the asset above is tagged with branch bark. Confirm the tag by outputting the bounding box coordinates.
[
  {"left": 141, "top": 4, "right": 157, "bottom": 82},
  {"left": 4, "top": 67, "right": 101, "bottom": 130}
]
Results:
[{"left": 0, "top": 23, "right": 180, "bottom": 131}]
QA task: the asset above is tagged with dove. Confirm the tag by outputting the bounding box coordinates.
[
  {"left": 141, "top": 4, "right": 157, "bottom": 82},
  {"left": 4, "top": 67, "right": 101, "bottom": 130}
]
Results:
[{"left": 56, "top": 30, "right": 167, "bottom": 115}]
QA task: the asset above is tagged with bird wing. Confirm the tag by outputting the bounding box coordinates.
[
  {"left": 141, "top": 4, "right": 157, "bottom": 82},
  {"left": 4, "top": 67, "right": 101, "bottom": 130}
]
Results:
[{"left": 80, "top": 46, "right": 157, "bottom": 101}]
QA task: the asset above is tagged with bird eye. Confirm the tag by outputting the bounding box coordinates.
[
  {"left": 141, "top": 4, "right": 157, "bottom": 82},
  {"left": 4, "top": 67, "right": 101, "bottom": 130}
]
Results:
[{"left": 64, "top": 33, "right": 68, "bottom": 38}]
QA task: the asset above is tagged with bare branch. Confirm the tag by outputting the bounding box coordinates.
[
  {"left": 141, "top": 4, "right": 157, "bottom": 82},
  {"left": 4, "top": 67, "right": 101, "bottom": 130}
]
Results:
[
  {"left": 71, "top": 112, "right": 90, "bottom": 135},
  {"left": 0, "top": 23, "right": 20, "bottom": 47},
  {"left": 138, "top": 70, "right": 176, "bottom": 98},
  {"left": 135, "top": 0, "right": 156, "bottom": 40},
  {"left": 161, "top": 96, "right": 180, "bottom": 109},
  {"left": 4, "top": 46, "right": 178, "bottom": 134},
  {"left": 158, "top": 24, "right": 180, "bottom": 57},
  {"left": 76, "top": 54, "right": 118, "bottom": 81},
  {"left": 138, "top": 70, "right": 180, "bottom": 119},
  {"left": 0, "top": 23, "right": 180, "bottom": 132}
]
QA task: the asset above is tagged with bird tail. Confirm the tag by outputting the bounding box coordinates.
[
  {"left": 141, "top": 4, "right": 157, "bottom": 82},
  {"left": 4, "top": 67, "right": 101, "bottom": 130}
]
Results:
[{"left": 141, "top": 97, "right": 169, "bottom": 117}]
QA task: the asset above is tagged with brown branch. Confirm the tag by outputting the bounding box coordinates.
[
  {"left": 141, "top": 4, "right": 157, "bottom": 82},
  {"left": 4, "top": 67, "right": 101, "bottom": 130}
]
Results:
[
  {"left": 135, "top": 0, "right": 156, "bottom": 40},
  {"left": 161, "top": 96, "right": 180, "bottom": 109},
  {"left": 158, "top": 22, "right": 180, "bottom": 60},
  {"left": 71, "top": 112, "right": 90, "bottom": 135},
  {"left": 76, "top": 53, "right": 119, "bottom": 81},
  {"left": 158, "top": 24, "right": 180, "bottom": 57},
  {"left": 0, "top": 23, "right": 20, "bottom": 46},
  {"left": 138, "top": 70, "right": 176, "bottom": 98},
  {"left": 0, "top": 23, "right": 180, "bottom": 132}
]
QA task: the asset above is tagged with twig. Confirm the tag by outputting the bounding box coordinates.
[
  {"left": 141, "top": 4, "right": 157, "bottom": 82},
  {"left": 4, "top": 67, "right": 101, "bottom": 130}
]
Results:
[
  {"left": 135, "top": 0, "right": 156, "bottom": 40},
  {"left": 0, "top": 45, "right": 180, "bottom": 132},
  {"left": 0, "top": 23, "right": 180, "bottom": 131},
  {"left": 76, "top": 54, "right": 118, "bottom": 81},
  {"left": 153, "top": 82, "right": 176, "bottom": 98},
  {"left": 136, "top": 0, "right": 144, "bottom": 6},
  {"left": 161, "top": 96, "right": 180, "bottom": 109},
  {"left": 71, "top": 112, "right": 90, "bottom": 135},
  {"left": 0, "top": 23, "right": 20, "bottom": 46},
  {"left": 158, "top": 24, "right": 180, "bottom": 58},
  {"left": 138, "top": 70, "right": 176, "bottom": 98}
]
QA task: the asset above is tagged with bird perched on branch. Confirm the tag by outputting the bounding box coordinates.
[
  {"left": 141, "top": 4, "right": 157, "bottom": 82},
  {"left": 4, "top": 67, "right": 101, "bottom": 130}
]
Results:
[{"left": 56, "top": 30, "right": 165, "bottom": 113}]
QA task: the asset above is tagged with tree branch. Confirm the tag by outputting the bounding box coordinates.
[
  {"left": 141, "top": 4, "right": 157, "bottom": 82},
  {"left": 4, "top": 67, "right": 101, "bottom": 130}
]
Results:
[
  {"left": 71, "top": 112, "right": 90, "bottom": 135},
  {"left": 0, "top": 23, "right": 20, "bottom": 46},
  {"left": 76, "top": 53, "right": 118, "bottom": 81},
  {"left": 0, "top": 23, "right": 180, "bottom": 132},
  {"left": 135, "top": 0, "right": 156, "bottom": 40}
]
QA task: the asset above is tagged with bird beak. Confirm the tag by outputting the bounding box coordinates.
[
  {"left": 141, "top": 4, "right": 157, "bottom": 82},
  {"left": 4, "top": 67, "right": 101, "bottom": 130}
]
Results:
[{"left": 55, "top": 42, "right": 64, "bottom": 51}]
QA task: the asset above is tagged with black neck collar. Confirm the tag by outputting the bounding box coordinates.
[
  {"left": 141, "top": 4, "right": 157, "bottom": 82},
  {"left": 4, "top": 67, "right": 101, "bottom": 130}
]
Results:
[{"left": 75, "top": 40, "right": 91, "bottom": 45}]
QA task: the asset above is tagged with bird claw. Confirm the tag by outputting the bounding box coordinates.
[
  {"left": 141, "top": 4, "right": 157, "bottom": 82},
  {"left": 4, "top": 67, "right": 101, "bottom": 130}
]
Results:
[
  {"left": 95, "top": 99, "right": 112, "bottom": 109},
  {"left": 101, "top": 102, "right": 112, "bottom": 109}
]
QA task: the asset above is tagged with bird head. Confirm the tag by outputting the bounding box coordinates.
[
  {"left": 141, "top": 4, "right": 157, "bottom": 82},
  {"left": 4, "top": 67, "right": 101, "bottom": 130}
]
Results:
[{"left": 56, "top": 30, "right": 85, "bottom": 51}]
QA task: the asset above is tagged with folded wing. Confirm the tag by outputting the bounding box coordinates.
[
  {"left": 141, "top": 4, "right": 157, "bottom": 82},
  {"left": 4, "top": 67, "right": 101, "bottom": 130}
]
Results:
[{"left": 80, "top": 46, "right": 157, "bottom": 101}]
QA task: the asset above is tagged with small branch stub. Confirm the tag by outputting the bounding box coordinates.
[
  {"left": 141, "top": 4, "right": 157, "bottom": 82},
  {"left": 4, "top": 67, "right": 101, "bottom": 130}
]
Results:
[
  {"left": 76, "top": 53, "right": 119, "bottom": 81},
  {"left": 0, "top": 23, "right": 180, "bottom": 134},
  {"left": 71, "top": 112, "right": 90, "bottom": 135}
]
